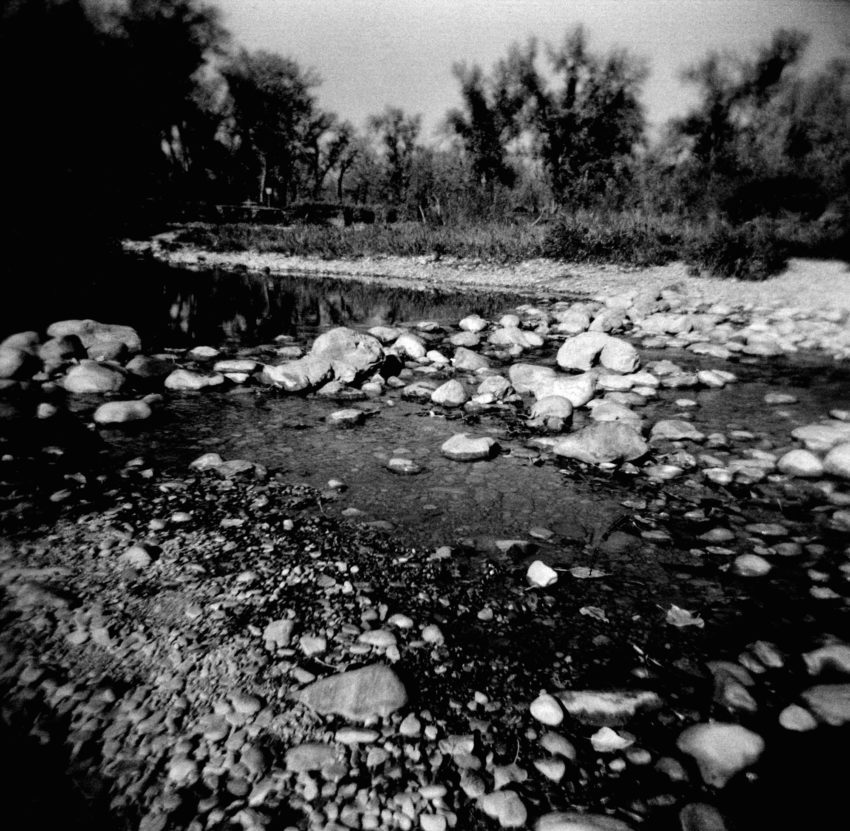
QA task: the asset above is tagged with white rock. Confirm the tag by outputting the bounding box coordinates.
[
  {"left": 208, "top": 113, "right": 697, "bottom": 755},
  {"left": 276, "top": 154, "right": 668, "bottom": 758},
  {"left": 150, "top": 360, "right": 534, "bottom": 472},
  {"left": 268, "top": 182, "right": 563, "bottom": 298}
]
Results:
[
  {"left": 590, "top": 727, "right": 634, "bottom": 752},
  {"left": 824, "top": 443, "right": 850, "bottom": 480},
  {"left": 527, "top": 560, "right": 558, "bottom": 588},
  {"left": 676, "top": 723, "right": 765, "bottom": 787},
  {"left": 530, "top": 693, "right": 564, "bottom": 726},
  {"left": 777, "top": 449, "right": 824, "bottom": 478}
]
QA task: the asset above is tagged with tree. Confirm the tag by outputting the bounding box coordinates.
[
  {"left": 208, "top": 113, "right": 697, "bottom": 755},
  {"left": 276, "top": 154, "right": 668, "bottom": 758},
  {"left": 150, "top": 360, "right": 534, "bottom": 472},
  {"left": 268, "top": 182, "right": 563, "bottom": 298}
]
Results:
[
  {"left": 490, "top": 28, "right": 648, "bottom": 206},
  {"left": 221, "top": 49, "right": 320, "bottom": 205},
  {"left": 447, "top": 62, "right": 516, "bottom": 198},
  {"left": 368, "top": 106, "right": 422, "bottom": 205}
]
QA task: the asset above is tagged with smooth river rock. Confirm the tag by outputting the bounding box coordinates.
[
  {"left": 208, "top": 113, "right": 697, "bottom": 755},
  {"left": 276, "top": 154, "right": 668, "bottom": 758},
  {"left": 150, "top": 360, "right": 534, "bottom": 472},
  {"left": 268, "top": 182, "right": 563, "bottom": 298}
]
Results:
[
  {"left": 295, "top": 664, "right": 407, "bottom": 721},
  {"left": 676, "top": 723, "right": 765, "bottom": 787},
  {"left": 441, "top": 433, "right": 499, "bottom": 461},
  {"left": 63, "top": 360, "right": 125, "bottom": 393},
  {"left": 93, "top": 400, "right": 152, "bottom": 425},
  {"left": 553, "top": 422, "right": 648, "bottom": 464}
]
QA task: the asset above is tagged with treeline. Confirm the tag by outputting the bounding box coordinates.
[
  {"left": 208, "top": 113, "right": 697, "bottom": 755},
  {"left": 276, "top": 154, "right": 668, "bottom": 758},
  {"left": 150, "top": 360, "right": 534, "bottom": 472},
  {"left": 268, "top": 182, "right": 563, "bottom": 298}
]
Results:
[{"left": 2, "top": 0, "right": 849, "bottom": 278}]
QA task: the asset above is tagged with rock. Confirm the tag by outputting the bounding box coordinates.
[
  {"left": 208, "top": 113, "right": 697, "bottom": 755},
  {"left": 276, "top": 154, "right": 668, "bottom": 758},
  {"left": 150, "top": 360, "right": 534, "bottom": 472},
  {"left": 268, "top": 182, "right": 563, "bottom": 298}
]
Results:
[
  {"left": 599, "top": 338, "right": 640, "bottom": 373},
  {"left": 529, "top": 396, "right": 573, "bottom": 432},
  {"left": 453, "top": 347, "right": 490, "bottom": 371},
  {"left": 1, "top": 331, "right": 39, "bottom": 352},
  {"left": 534, "top": 758, "right": 566, "bottom": 781},
  {"left": 824, "top": 443, "right": 850, "bottom": 480},
  {"left": 87, "top": 340, "right": 127, "bottom": 361},
  {"left": 47, "top": 319, "right": 141, "bottom": 353},
  {"left": 441, "top": 433, "right": 498, "bottom": 462},
  {"left": 553, "top": 423, "right": 648, "bottom": 464},
  {"left": 431, "top": 379, "right": 468, "bottom": 408},
  {"left": 536, "top": 812, "right": 633, "bottom": 831},
  {"left": 556, "top": 332, "right": 611, "bottom": 372},
  {"left": 527, "top": 560, "right": 558, "bottom": 587},
  {"left": 676, "top": 723, "right": 765, "bottom": 787},
  {"left": 556, "top": 690, "right": 662, "bottom": 726},
  {"left": 764, "top": 392, "right": 797, "bottom": 405},
  {"left": 39, "top": 335, "right": 85, "bottom": 367},
  {"left": 311, "top": 327, "right": 384, "bottom": 382},
  {"left": 190, "top": 452, "right": 224, "bottom": 471},
  {"left": 285, "top": 743, "right": 337, "bottom": 772},
  {"left": 791, "top": 422, "right": 850, "bottom": 452},
  {"left": 214, "top": 358, "right": 259, "bottom": 374},
  {"left": 368, "top": 325, "right": 403, "bottom": 343},
  {"left": 542, "top": 373, "right": 598, "bottom": 407},
  {"left": 540, "top": 732, "right": 576, "bottom": 760},
  {"left": 477, "top": 375, "right": 513, "bottom": 399},
  {"left": 327, "top": 409, "right": 365, "bottom": 427},
  {"left": 459, "top": 314, "right": 488, "bottom": 333},
  {"left": 804, "top": 644, "right": 850, "bottom": 676},
  {"left": 387, "top": 457, "right": 423, "bottom": 475},
  {"left": 451, "top": 331, "right": 480, "bottom": 347},
  {"left": 679, "top": 803, "right": 728, "bottom": 831},
  {"left": 164, "top": 369, "right": 225, "bottom": 391},
  {"left": 121, "top": 544, "right": 153, "bottom": 569},
  {"left": 335, "top": 727, "right": 380, "bottom": 744},
  {"left": 295, "top": 664, "right": 407, "bottom": 721},
  {"left": 553, "top": 309, "right": 592, "bottom": 335},
  {"left": 125, "top": 355, "right": 174, "bottom": 379},
  {"left": 732, "top": 554, "right": 772, "bottom": 577},
  {"left": 778, "top": 704, "right": 817, "bottom": 732},
  {"left": 479, "top": 790, "right": 527, "bottom": 828},
  {"left": 801, "top": 684, "right": 850, "bottom": 725},
  {"left": 777, "top": 449, "right": 824, "bottom": 478},
  {"left": 263, "top": 619, "right": 294, "bottom": 648},
  {"left": 261, "top": 356, "right": 333, "bottom": 392},
  {"left": 0, "top": 347, "right": 39, "bottom": 380},
  {"left": 358, "top": 629, "right": 397, "bottom": 649},
  {"left": 650, "top": 420, "right": 705, "bottom": 442},
  {"left": 508, "top": 363, "right": 556, "bottom": 394},
  {"left": 530, "top": 693, "right": 563, "bottom": 726},
  {"left": 93, "top": 400, "right": 152, "bottom": 425},
  {"left": 63, "top": 360, "right": 125, "bottom": 393},
  {"left": 393, "top": 332, "right": 427, "bottom": 359},
  {"left": 590, "top": 727, "right": 634, "bottom": 752},
  {"left": 489, "top": 326, "right": 542, "bottom": 349}
]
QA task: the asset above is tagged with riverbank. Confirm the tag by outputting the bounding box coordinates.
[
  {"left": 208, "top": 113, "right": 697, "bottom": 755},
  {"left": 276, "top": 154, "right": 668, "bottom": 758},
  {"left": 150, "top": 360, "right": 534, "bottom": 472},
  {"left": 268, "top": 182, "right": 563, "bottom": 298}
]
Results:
[{"left": 125, "top": 234, "right": 850, "bottom": 315}]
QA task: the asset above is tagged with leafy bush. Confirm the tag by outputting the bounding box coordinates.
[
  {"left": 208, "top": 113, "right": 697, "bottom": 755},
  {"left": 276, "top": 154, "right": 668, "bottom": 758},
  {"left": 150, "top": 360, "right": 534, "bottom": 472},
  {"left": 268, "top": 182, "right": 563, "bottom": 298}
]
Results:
[{"left": 682, "top": 218, "right": 789, "bottom": 281}]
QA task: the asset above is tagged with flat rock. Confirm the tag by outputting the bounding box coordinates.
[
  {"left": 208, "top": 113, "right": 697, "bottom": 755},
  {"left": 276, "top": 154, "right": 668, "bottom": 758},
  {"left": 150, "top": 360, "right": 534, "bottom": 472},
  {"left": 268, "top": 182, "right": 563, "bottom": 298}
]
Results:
[
  {"left": 262, "top": 356, "right": 333, "bottom": 392},
  {"left": 479, "top": 790, "right": 527, "bottom": 828},
  {"left": 536, "top": 812, "right": 633, "bottom": 831},
  {"left": 295, "top": 664, "right": 407, "bottom": 721},
  {"left": 777, "top": 449, "right": 824, "bottom": 478},
  {"left": 284, "top": 743, "right": 337, "bottom": 772},
  {"left": 556, "top": 690, "right": 662, "bottom": 726},
  {"left": 441, "top": 433, "right": 498, "bottom": 461},
  {"left": 453, "top": 346, "right": 490, "bottom": 371},
  {"left": 650, "top": 419, "right": 705, "bottom": 442},
  {"left": 553, "top": 422, "right": 648, "bottom": 464},
  {"left": 327, "top": 408, "right": 365, "bottom": 427},
  {"left": 164, "top": 369, "right": 224, "bottom": 391},
  {"left": 63, "top": 360, "right": 125, "bottom": 393}
]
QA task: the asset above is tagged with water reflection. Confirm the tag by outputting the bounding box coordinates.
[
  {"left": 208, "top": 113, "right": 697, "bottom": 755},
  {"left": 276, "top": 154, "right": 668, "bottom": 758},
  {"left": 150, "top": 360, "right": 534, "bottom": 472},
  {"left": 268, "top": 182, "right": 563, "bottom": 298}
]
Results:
[{"left": 23, "top": 257, "right": 534, "bottom": 349}]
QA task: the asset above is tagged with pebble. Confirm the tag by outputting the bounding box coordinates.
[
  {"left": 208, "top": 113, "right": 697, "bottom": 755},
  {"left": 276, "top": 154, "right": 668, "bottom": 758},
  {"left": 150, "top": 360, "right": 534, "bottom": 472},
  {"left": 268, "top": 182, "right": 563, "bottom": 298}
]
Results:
[{"left": 530, "top": 693, "right": 564, "bottom": 726}]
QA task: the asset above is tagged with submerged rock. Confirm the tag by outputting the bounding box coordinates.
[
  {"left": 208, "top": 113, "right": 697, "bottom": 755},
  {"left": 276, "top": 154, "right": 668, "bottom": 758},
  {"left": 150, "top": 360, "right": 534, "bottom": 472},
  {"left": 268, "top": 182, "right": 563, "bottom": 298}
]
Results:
[{"left": 556, "top": 690, "right": 662, "bottom": 726}]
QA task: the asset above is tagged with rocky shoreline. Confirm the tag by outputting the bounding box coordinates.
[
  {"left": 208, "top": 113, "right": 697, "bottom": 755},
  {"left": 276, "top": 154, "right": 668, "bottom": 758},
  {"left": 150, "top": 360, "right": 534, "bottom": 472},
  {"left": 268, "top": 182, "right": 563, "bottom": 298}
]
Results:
[{"left": 3, "top": 264, "right": 850, "bottom": 831}]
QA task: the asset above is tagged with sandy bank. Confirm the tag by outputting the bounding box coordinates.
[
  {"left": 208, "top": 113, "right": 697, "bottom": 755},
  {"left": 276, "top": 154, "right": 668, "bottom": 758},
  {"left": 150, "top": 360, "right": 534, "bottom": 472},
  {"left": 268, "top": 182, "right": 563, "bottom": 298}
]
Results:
[{"left": 124, "top": 235, "right": 850, "bottom": 313}]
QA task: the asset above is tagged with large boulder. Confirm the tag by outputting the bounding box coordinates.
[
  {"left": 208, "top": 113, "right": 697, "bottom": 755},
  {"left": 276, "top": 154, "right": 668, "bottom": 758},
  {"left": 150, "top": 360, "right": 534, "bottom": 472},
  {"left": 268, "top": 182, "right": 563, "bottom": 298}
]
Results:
[
  {"left": 93, "top": 400, "right": 152, "bottom": 425},
  {"left": 1, "top": 331, "right": 40, "bottom": 353},
  {"left": 295, "top": 664, "right": 407, "bottom": 721},
  {"left": 46, "top": 319, "right": 141, "bottom": 354},
  {"left": 311, "top": 327, "right": 384, "bottom": 383},
  {"left": 557, "top": 332, "right": 638, "bottom": 373},
  {"left": 508, "top": 363, "right": 556, "bottom": 395},
  {"left": 553, "top": 422, "right": 648, "bottom": 464},
  {"left": 261, "top": 356, "right": 333, "bottom": 392},
  {"left": 39, "top": 335, "right": 85, "bottom": 367},
  {"left": 0, "top": 347, "right": 40, "bottom": 380},
  {"left": 63, "top": 360, "right": 125, "bottom": 393},
  {"left": 539, "top": 372, "right": 598, "bottom": 408},
  {"left": 824, "top": 443, "right": 850, "bottom": 480}
]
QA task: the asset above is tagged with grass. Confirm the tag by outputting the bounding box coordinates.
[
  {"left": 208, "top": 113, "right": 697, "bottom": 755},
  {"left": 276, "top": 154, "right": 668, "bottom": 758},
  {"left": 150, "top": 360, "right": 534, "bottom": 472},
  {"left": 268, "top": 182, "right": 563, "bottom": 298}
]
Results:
[{"left": 171, "top": 210, "right": 846, "bottom": 281}]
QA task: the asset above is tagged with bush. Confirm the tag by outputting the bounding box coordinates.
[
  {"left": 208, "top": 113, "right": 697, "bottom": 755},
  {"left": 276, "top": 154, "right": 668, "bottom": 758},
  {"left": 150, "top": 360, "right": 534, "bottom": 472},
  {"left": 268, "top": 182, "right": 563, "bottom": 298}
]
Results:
[
  {"left": 683, "top": 218, "right": 789, "bottom": 281},
  {"left": 541, "top": 212, "right": 682, "bottom": 266}
]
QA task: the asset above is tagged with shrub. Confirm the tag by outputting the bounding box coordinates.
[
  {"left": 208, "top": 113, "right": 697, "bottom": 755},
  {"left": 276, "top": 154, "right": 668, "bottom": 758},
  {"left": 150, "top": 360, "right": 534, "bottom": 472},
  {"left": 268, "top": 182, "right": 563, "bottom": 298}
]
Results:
[{"left": 682, "top": 218, "right": 789, "bottom": 281}]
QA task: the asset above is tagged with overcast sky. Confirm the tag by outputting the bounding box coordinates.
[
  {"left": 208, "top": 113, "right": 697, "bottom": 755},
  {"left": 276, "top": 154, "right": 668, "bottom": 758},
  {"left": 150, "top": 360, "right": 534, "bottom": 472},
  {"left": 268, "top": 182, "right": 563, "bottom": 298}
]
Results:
[{"left": 215, "top": 0, "right": 850, "bottom": 138}]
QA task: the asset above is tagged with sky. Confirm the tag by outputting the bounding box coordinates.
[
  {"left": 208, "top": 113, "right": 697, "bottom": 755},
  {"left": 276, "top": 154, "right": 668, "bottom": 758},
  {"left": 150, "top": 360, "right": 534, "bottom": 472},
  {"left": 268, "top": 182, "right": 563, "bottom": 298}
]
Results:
[{"left": 214, "top": 0, "right": 850, "bottom": 139}]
